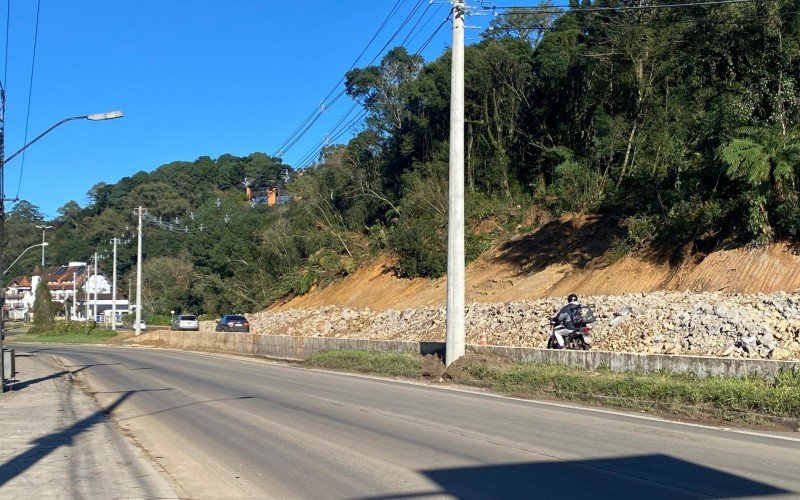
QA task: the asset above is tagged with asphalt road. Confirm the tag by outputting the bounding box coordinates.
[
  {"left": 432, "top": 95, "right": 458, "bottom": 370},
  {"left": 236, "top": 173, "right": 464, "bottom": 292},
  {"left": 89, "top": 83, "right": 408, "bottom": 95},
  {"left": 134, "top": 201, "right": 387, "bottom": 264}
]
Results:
[{"left": 15, "top": 345, "right": 800, "bottom": 499}]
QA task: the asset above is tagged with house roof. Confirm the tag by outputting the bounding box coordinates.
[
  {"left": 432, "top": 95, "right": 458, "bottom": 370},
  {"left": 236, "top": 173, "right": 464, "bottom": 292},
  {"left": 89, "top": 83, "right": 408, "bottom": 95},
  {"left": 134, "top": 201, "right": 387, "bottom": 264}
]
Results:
[
  {"left": 6, "top": 264, "right": 90, "bottom": 291},
  {"left": 7, "top": 276, "right": 31, "bottom": 287},
  {"left": 44, "top": 265, "right": 89, "bottom": 285}
]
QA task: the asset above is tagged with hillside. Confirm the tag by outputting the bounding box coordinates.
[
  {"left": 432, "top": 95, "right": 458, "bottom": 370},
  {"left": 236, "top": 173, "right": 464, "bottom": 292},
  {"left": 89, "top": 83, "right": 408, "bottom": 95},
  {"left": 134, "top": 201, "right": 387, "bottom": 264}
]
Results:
[{"left": 274, "top": 214, "right": 800, "bottom": 311}]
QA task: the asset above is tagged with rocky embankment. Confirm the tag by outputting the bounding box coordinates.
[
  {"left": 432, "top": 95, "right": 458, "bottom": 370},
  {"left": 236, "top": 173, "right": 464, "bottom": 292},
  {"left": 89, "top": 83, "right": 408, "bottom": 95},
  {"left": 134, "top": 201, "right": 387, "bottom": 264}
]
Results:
[{"left": 203, "top": 291, "right": 800, "bottom": 360}]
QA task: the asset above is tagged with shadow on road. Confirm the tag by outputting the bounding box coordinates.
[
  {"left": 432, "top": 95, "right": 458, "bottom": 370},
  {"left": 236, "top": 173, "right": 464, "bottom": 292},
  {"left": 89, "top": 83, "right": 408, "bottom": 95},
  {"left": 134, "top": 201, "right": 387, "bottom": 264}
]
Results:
[
  {"left": 117, "top": 395, "right": 256, "bottom": 421},
  {"left": 360, "top": 454, "right": 791, "bottom": 499},
  {"left": 7, "top": 363, "right": 119, "bottom": 392}
]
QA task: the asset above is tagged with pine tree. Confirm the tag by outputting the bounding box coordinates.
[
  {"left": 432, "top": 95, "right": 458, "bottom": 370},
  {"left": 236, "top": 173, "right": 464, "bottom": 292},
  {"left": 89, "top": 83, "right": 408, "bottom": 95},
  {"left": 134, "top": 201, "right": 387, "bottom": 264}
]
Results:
[{"left": 32, "top": 276, "right": 55, "bottom": 327}]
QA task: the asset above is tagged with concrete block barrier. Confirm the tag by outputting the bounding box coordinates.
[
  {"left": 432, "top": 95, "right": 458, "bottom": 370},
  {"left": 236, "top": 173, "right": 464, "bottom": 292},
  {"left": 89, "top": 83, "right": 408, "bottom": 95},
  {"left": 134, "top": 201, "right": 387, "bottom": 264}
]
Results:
[{"left": 135, "top": 330, "right": 799, "bottom": 380}]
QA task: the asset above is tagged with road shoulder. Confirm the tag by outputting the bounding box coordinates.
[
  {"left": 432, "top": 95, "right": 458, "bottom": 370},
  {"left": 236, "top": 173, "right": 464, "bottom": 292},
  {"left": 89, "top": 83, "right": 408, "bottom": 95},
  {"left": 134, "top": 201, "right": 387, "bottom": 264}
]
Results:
[{"left": 0, "top": 350, "right": 178, "bottom": 498}]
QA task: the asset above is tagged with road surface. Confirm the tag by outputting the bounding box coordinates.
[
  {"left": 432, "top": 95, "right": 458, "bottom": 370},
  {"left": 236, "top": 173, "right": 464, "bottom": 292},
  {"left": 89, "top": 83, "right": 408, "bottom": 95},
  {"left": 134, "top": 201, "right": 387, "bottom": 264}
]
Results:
[{"left": 15, "top": 345, "right": 800, "bottom": 499}]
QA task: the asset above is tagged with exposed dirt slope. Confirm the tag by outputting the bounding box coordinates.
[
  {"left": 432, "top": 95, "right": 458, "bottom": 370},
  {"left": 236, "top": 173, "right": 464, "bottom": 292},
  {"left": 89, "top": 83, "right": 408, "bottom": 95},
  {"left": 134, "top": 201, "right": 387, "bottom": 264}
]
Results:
[{"left": 273, "top": 214, "right": 800, "bottom": 311}]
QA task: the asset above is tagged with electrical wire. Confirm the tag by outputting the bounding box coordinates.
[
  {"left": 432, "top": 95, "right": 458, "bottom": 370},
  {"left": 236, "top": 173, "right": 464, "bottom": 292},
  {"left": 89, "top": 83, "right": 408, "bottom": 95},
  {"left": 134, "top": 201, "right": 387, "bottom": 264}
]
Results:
[
  {"left": 271, "top": 0, "right": 409, "bottom": 158},
  {"left": 406, "top": 2, "right": 449, "bottom": 48},
  {"left": 294, "top": 101, "right": 362, "bottom": 168},
  {"left": 489, "top": 2, "right": 797, "bottom": 37},
  {"left": 3, "top": 0, "right": 11, "bottom": 86},
  {"left": 136, "top": 207, "right": 241, "bottom": 235},
  {"left": 296, "top": 13, "right": 452, "bottom": 170},
  {"left": 484, "top": 0, "right": 766, "bottom": 14},
  {"left": 400, "top": 0, "right": 434, "bottom": 47},
  {"left": 276, "top": 0, "right": 430, "bottom": 162},
  {"left": 15, "top": 0, "right": 41, "bottom": 199}
]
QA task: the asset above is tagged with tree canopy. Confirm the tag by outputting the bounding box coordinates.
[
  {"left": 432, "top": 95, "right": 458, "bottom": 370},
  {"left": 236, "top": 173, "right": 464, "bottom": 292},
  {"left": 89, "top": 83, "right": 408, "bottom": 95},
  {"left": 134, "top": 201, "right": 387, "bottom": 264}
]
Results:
[{"left": 9, "top": 0, "right": 800, "bottom": 315}]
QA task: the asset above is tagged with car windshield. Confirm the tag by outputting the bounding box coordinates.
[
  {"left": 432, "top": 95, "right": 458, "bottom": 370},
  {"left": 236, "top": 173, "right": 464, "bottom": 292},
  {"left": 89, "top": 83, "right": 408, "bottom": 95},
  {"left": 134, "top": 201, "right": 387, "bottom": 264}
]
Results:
[
  {"left": 180, "top": 315, "right": 196, "bottom": 321},
  {"left": 225, "top": 315, "right": 247, "bottom": 322}
]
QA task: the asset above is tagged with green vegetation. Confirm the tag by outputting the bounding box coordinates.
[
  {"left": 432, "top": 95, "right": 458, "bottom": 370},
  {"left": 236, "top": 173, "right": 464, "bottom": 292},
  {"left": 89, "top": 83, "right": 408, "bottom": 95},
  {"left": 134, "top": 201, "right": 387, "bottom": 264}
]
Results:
[
  {"left": 23, "top": 321, "right": 118, "bottom": 344},
  {"left": 304, "top": 350, "right": 800, "bottom": 422},
  {"left": 485, "top": 364, "right": 800, "bottom": 422},
  {"left": 31, "top": 278, "right": 56, "bottom": 328},
  {"left": 145, "top": 314, "right": 173, "bottom": 326},
  {"left": 5, "top": 1, "right": 800, "bottom": 315},
  {"left": 305, "top": 350, "right": 423, "bottom": 378}
]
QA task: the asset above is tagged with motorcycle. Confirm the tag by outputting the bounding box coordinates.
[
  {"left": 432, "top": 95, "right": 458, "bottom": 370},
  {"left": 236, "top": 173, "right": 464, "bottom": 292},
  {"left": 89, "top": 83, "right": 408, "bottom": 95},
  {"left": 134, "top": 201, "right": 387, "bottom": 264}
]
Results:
[{"left": 547, "top": 304, "right": 595, "bottom": 350}]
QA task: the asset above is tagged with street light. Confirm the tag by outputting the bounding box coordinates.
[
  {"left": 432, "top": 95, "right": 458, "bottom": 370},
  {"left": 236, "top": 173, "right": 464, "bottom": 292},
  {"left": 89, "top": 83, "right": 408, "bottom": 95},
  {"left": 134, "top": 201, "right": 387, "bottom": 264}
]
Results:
[
  {"left": 2, "top": 242, "right": 47, "bottom": 276},
  {"left": 0, "top": 104, "right": 124, "bottom": 392},
  {"left": 34, "top": 224, "right": 53, "bottom": 267},
  {"left": 3, "top": 110, "right": 124, "bottom": 165}
]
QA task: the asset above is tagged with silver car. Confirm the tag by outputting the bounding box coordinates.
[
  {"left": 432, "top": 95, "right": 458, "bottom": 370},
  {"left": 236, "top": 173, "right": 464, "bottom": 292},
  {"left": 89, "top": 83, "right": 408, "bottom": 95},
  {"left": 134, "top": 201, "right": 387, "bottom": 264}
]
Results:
[{"left": 171, "top": 314, "right": 199, "bottom": 331}]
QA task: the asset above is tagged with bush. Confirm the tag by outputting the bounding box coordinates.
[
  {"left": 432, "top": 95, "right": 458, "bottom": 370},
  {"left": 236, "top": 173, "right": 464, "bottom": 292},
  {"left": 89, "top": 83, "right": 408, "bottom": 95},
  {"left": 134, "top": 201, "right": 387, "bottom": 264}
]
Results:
[
  {"left": 28, "top": 320, "right": 98, "bottom": 336},
  {"left": 146, "top": 314, "right": 172, "bottom": 325},
  {"left": 389, "top": 214, "right": 446, "bottom": 278},
  {"left": 660, "top": 198, "right": 724, "bottom": 244},
  {"left": 546, "top": 158, "right": 603, "bottom": 213},
  {"left": 773, "top": 198, "right": 800, "bottom": 239},
  {"left": 623, "top": 214, "right": 659, "bottom": 249}
]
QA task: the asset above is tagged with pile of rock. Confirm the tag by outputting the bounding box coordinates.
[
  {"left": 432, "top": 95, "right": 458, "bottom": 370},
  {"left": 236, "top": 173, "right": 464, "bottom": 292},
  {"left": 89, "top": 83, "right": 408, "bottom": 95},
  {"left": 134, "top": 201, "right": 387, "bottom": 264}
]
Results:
[{"left": 226, "top": 291, "right": 800, "bottom": 360}]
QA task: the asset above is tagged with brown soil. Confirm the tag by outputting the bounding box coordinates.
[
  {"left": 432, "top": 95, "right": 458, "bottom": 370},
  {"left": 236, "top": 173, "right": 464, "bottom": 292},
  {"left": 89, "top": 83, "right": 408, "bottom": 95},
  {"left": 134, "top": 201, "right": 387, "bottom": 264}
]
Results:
[
  {"left": 272, "top": 213, "right": 800, "bottom": 311},
  {"left": 443, "top": 353, "right": 513, "bottom": 383},
  {"left": 135, "top": 339, "right": 169, "bottom": 348},
  {"left": 420, "top": 354, "right": 446, "bottom": 379}
]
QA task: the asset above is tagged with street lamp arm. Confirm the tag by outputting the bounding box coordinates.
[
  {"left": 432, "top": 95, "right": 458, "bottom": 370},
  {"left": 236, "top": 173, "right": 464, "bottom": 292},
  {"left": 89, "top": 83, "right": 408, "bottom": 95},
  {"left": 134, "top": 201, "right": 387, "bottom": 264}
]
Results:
[
  {"left": 4, "top": 116, "right": 85, "bottom": 165},
  {"left": 3, "top": 242, "right": 48, "bottom": 276},
  {"left": 3, "top": 110, "right": 123, "bottom": 165}
]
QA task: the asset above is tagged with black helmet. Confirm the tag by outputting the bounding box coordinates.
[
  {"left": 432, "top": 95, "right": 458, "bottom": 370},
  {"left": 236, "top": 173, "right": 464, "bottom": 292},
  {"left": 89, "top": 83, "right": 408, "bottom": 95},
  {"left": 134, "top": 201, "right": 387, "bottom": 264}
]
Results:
[{"left": 567, "top": 293, "right": 578, "bottom": 303}]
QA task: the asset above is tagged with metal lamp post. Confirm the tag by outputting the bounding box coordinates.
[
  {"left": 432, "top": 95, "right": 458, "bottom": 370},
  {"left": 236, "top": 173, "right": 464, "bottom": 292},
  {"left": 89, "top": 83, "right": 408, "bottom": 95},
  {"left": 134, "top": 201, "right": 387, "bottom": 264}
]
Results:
[
  {"left": 34, "top": 224, "right": 53, "bottom": 268},
  {"left": 0, "top": 103, "right": 123, "bottom": 391},
  {"left": 2, "top": 242, "right": 48, "bottom": 277}
]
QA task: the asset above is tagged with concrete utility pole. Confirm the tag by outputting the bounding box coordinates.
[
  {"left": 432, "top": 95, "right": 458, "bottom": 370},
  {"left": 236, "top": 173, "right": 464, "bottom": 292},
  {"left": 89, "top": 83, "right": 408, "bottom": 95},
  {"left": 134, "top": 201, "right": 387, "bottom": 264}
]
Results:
[
  {"left": 0, "top": 85, "right": 6, "bottom": 390},
  {"left": 34, "top": 224, "right": 53, "bottom": 267},
  {"left": 84, "top": 268, "right": 89, "bottom": 323},
  {"left": 111, "top": 238, "right": 117, "bottom": 330},
  {"left": 93, "top": 252, "right": 98, "bottom": 322},
  {"left": 446, "top": 0, "right": 466, "bottom": 367},
  {"left": 135, "top": 207, "right": 143, "bottom": 336},
  {"left": 72, "top": 272, "right": 76, "bottom": 320}
]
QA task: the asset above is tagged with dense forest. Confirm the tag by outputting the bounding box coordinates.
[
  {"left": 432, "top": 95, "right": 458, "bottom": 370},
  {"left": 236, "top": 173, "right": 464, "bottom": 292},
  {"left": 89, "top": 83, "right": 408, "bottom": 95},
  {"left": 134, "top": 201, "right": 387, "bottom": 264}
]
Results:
[{"left": 5, "top": 0, "right": 799, "bottom": 315}]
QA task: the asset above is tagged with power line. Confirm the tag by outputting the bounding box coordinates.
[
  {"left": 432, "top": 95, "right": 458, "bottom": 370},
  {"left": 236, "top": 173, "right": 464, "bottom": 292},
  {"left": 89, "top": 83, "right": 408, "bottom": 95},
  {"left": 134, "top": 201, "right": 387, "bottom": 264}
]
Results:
[
  {"left": 3, "top": 0, "right": 11, "bottom": 85},
  {"left": 137, "top": 206, "right": 238, "bottom": 234},
  {"left": 296, "top": 14, "right": 452, "bottom": 170},
  {"left": 294, "top": 101, "right": 362, "bottom": 168},
  {"left": 15, "top": 0, "right": 41, "bottom": 199},
  {"left": 275, "top": 0, "right": 430, "bottom": 162},
  {"left": 299, "top": 108, "right": 369, "bottom": 169},
  {"left": 400, "top": 0, "right": 434, "bottom": 47},
  {"left": 406, "top": 2, "right": 449, "bottom": 48},
  {"left": 486, "top": 2, "right": 797, "bottom": 35},
  {"left": 272, "top": 0, "right": 409, "bottom": 158},
  {"left": 483, "top": 0, "right": 766, "bottom": 14}
]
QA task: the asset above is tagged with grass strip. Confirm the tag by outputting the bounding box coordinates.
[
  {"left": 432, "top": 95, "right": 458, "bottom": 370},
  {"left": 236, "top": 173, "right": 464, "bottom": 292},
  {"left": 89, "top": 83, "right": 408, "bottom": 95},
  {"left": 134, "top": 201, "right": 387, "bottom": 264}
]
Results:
[
  {"left": 305, "top": 350, "right": 423, "bottom": 378},
  {"left": 18, "top": 329, "right": 119, "bottom": 344},
  {"left": 489, "top": 363, "right": 800, "bottom": 420},
  {"left": 304, "top": 350, "right": 800, "bottom": 421}
]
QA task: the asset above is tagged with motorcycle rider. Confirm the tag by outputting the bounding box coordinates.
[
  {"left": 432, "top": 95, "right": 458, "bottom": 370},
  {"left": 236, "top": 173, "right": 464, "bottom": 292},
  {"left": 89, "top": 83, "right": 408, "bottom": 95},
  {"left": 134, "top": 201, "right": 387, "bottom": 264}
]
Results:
[{"left": 551, "top": 293, "right": 583, "bottom": 348}]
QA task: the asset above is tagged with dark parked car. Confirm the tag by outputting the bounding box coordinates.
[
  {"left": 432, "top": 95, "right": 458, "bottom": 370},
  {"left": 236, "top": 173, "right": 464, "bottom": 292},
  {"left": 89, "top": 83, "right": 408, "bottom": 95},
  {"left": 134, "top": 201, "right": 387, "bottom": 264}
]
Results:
[
  {"left": 171, "top": 314, "right": 199, "bottom": 331},
  {"left": 215, "top": 314, "right": 250, "bottom": 333}
]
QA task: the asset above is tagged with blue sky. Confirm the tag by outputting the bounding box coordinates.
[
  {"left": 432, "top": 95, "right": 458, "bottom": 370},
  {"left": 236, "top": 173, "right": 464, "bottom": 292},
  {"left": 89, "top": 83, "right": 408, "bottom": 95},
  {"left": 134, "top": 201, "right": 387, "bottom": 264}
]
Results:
[{"left": 0, "top": 1, "right": 493, "bottom": 218}]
